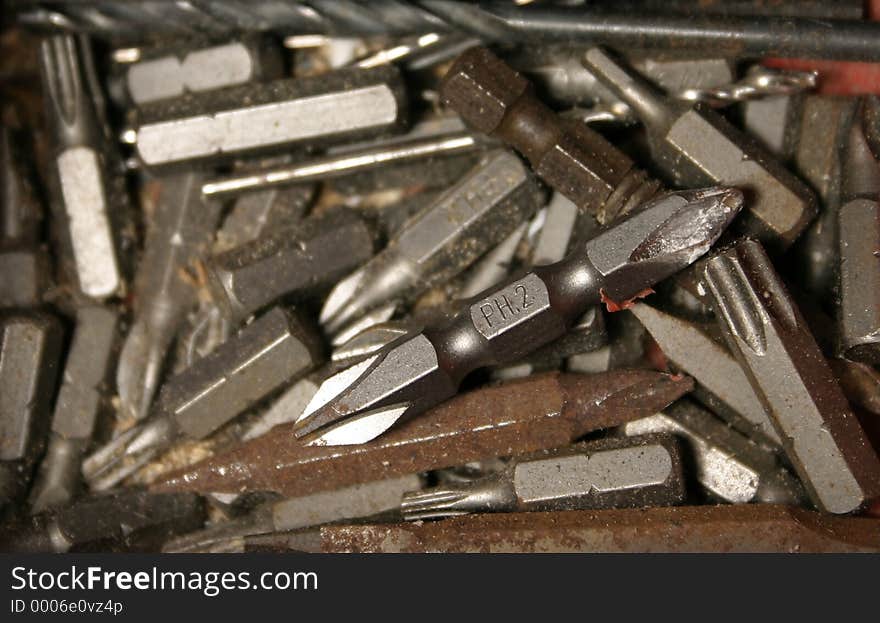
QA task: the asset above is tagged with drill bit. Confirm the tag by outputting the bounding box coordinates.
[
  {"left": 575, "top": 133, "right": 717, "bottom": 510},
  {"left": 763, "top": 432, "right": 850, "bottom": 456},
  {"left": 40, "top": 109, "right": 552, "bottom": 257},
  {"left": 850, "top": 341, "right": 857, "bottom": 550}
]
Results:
[
  {"left": 152, "top": 370, "right": 693, "bottom": 498},
  {"left": 401, "top": 434, "right": 685, "bottom": 520},
  {"left": 296, "top": 186, "right": 741, "bottom": 445},
  {"left": 703, "top": 239, "right": 880, "bottom": 513},
  {"left": 320, "top": 149, "right": 543, "bottom": 334}
]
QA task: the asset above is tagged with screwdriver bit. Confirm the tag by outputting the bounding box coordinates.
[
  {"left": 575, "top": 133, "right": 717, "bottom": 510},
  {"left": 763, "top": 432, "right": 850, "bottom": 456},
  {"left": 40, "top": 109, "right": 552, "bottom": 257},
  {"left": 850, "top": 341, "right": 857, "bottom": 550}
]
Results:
[
  {"left": 29, "top": 306, "right": 119, "bottom": 513},
  {"left": 296, "top": 186, "right": 741, "bottom": 445},
  {"left": 441, "top": 46, "right": 660, "bottom": 226},
  {"left": 0, "top": 248, "right": 51, "bottom": 310},
  {"left": 320, "top": 150, "right": 543, "bottom": 333},
  {"left": 622, "top": 399, "right": 804, "bottom": 504},
  {"left": 208, "top": 210, "right": 376, "bottom": 324},
  {"left": 0, "top": 490, "right": 204, "bottom": 553},
  {"left": 83, "top": 307, "right": 323, "bottom": 491},
  {"left": 289, "top": 505, "right": 880, "bottom": 553},
  {"left": 163, "top": 474, "right": 421, "bottom": 553},
  {"left": 39, "top": 34, "right": 124, "bottom": 300},
  {"left": 117, "top": 173, "right": 222, "bottom": 424},
  {"left": 629, "top": 302, "right": 780, "bottom": 448},
  {"left": 402, "top": 435, "right": 685, "bottom": 520},
  {"left": 0, "top": 314, "right": 63, "bottom": 512},
  {"left": 703, "top": 239, "right": 880, "bottom": 513},
  {"left": 582, "top": 47, "right": 817, "bottom": 252},
  {"left": 132, "top": 65, "right": 407, "bottom": 169},
  {"left": 153, "top": 370, "right": 693, "bottom": 498}
]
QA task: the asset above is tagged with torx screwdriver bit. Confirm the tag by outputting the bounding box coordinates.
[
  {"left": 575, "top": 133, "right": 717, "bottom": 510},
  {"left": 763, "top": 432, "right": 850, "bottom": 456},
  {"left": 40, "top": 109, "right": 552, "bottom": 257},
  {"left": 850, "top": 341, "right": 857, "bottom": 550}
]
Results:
[
  {"left": 703, "top": 239, "right": 880, "bottom": 514},
  {"left": 163, "top": 474, "right": 421, "bottom": 553},
  {"left": 38, "top": 34, "right": 123, "bottom": 300},
  {"left": 131, "top": 65, "right": 407, "bottom": 169},
  {"left": 402, "top": 435, "right": 685, "bottom": 521},
  {"left": 0, "top": 314, "right": 63, "bottom": 511},
  {"left": 296, "top": 187, "right": 741, "bottom": 445},
  {"left": 153, "top": 370, "right": 693, "bottom": 498},
  {"left": 629, "top": 302, "right": 780, "bottom": 448},
  {"left": 320, "top": 149, "right": 543, "bottom": 334},
  {"left": 29, "top": 306, "right": 119, "bottom": 513},
  {"left": 582, "top": 47, "right": 817, "bottom": 252},
  {"left": 440, "top": 46, "right": 660, "bottom": 226},
  {"left": 83, "top": 307, "right": 323, "bottom": 491},
  {"left": 623, "top": 399, "right": 805, "bottom": 505},
  {"left": 208, "top": 210, "right": 376, "bottom": 324},
  {"left": 0, "top": 490, "right": 204, "bottom": 553},
  {"left": 117, "top": 173, "right": 222, "bottom": 424}
]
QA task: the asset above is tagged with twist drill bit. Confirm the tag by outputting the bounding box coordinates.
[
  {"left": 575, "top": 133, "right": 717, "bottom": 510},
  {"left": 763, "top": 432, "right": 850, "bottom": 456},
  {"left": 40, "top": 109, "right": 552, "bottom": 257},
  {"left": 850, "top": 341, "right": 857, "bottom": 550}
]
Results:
[
  {"left": 152, "top": 370, "right": 693, "bottom": 498},
  {"left": 29, "top": 306, "right": 118, "bottom": 513},
  {"left": 296, "top": 187, "right": 741, "bottom": 445},
  {"left": 320, "top": 150, "right": 543, "bottom": 334},
  {"left": 39, "top": 34, "right": 123, "bottom": 300},
  {"left": 441, "top": 46, "right": 660, "bottom": 226},
  {"left": 0, "top": 491, "right": 204, "bottom": 553},
  {"left": 131, "top": 64, "right": 407, "bottom": 170},
  {"left": 582, "top": 47, "right": 817, "bottom": 252},
  {"left": 83, "top": 307, "right": 323, "bottom": 491},
  {"left": 117, "top": 173, "right": 222, "bottom": 424},
  {"left": 703, "top": 239, "right": 880, "bottom": 514},
  {"left": 401, "top": 435, "right": 685, "bottom": 521},
  {"left": 623, "top": 399, "right": 805, "bottom": 505}
]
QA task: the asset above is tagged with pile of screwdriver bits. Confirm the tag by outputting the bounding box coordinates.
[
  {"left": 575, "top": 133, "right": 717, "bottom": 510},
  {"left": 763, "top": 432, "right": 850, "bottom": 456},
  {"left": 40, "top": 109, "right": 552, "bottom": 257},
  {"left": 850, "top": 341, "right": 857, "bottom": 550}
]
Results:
[{"left": 1, "top": 1, "right": 880, "bottom": 553}]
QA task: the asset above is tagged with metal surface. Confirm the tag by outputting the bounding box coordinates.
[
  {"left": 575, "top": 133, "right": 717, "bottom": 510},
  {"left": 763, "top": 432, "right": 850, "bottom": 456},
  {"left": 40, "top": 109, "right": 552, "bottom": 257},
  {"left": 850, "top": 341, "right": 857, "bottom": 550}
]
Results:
[
  {"left": 152, "top": 370, "right": 693, "bottom": 498},
  {"left": 0, "top": 249, "right": 50, "bottom": 309},
  {"left": 0, "top": 120, "right": 42, "bottom": 245},
  {"left": 296, "top": 187, "right": 740, "bottom": 445},
  {"left": 703, "top": 239, "right": 880, "bottom": 513}
]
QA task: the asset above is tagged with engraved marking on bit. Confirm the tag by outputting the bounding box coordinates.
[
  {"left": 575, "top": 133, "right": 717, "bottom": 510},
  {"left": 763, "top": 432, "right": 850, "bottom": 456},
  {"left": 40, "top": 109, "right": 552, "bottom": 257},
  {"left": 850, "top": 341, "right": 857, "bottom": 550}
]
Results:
[
  {"left": 471, "top": 273, "right": 550, "bottom": 340},
  {"left": 57, "top": 147, "right": 120, "bottom": 298},
  {"left": 136, "top": 85, "right": 399, "bottom": 165}
]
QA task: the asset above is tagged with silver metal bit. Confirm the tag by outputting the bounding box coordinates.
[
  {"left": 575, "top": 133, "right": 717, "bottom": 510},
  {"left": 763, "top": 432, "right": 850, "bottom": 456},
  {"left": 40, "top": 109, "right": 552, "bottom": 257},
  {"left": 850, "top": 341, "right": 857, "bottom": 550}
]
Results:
[
  {"left": 117, "top": 173, "right": 222, "bottom": 424},
  {"left": 29, "top": 306, "right": 119, "bottom": 513},
  {"left": 401, "top": 435, "right": 685, "bottom": 520},
  {"left": 132, "top": 64, "right": 407, "bottom": 169},
  {"left": 83, "top": 307, "right": 323, "bottom": 490},
  {"left": 623, "top": 400, "right": 805, "bottom": 504},
  {"left": 163, "top": 474, "right": 420, "bottom": 553},
  {"left": 320, "top": 150, "right": 543, "bottom": 333},
  {"left": 39, "top": 35, "right": 123, "bottom": 300},
  {"left": 296, "top": 187, "right": 742, "bottom": 445},
  {"left": 330, "top": 304, "right": 400, "bottom": 351},
  {"left": 742, "top": 94, "right": 799, "bottom": 158},
  {"left": 0, "top": 314, "right": 63, "bottom": 511},
  {"left": 630, "top": 301, "right": 780, "bottom": 448},
  {"left": 703, "top": 239, "right": 880, "bottom": 513},
  {"left": 0, "top": 249, "right": 51, "bottom": 310},
  {"left": 582, "top": 47, "right": 817, "bottom": 251}
]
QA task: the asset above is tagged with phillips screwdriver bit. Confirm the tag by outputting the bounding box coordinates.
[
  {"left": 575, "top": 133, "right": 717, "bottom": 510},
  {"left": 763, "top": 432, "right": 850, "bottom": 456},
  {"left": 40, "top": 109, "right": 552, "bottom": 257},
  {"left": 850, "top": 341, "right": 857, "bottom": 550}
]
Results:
[
  {"left": 29, "top": 306, "right": 119, "bottom": 513},
  {"left": 320, "top": 149, "right": 543, "bottom": 334},
  {"left": 83, "top": 307, "right": 323, "bottom": 491},
  {"left": 622, "top": 399, "right": 805, "bottom": 505},
  {"left": 0, "top": 490, "right": 204, "bottom": 553},
  {"left": 38, "top": 34, "right": 124, "bottom": 300},
  {"left": 117, "top": 173, "right": 222, "bottom": 424},
  {"left": 440, "top": 46, "right": 660, "bottom": 226},
  {"left": 401, "top": 435, "right": 685, "bottom": 521},
  {"left": 582, "top": 47, "right": 817, "bottom": 252},
  {"left": 208, "top": 210, "right": 376, "bottom": 324},
  {"left": 131, "top": 64, "right": 407, "bottom": 169},
  {"left": 703, "top": 239, "right": 880, "bottom": 514},
  {"left": 152, "top": 370, "right": 693, "bottom": 498},
  {"left": 296, "top": 186, "right": 741, "bottom": 445}
]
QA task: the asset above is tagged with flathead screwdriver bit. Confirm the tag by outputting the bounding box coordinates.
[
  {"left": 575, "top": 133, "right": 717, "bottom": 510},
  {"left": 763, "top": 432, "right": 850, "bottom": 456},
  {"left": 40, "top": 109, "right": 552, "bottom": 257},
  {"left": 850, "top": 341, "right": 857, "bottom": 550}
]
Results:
[
  {"left": 131, "top": 64, "right": 407, "bottom": 169},
  {"left": 83, "top": 307, "right": 323, "bottom": 491},
  {"left": 582, "top": 47, "right": 817, "bottom": 252},
  {"left": 703, "top": 239, "right": 880, "bottom": 514},
  {"left": 401, "top": 435, "right": 685, "bottom": 520},
  {"left": 320, "top": 149, "right": 543, "bottom": 334},
  {"left": 296, "top": 186, "right": 741, "bottom": 445}
]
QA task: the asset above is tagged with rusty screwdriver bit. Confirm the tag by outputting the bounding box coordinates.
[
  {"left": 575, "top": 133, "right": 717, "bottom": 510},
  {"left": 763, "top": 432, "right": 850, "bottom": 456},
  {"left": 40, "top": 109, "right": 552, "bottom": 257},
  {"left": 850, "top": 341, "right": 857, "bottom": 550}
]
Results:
[{"left": 151, "top": 370, "right": 693, "bottom": 499}]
